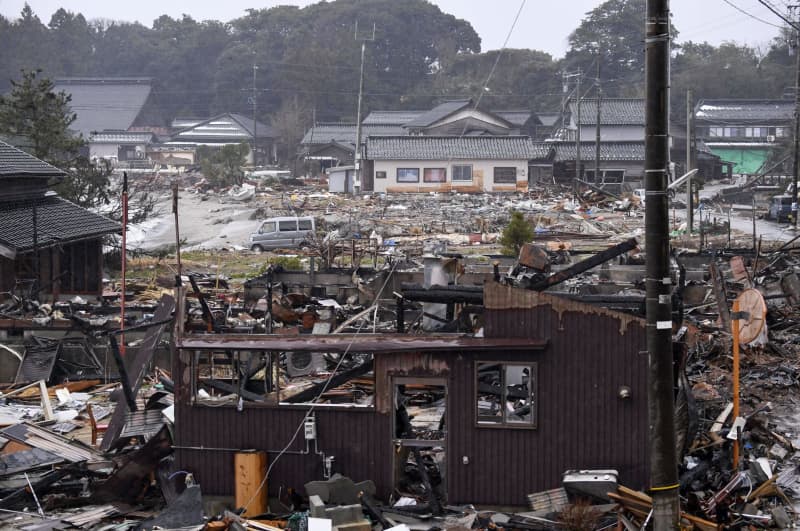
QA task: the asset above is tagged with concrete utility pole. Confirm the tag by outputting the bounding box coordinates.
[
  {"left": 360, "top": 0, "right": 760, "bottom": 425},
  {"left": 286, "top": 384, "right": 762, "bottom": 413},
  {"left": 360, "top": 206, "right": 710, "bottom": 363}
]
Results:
[
  {"left": 575, "top": 69, "right": 582, "bottom": 183},
  {"left": 252, "top": 62, "right": 258, "bottom": 166},
  {"left": 645, "top": 0, "right": 680, "bottom": 529},
  {"left": 686, "top": 89, "right": 694, "bottom": 232},
  {"left": 353, "top": 22, "right": 375, "bottom": 196},
  {"left": 595, "top": 56, "right": 602, "bottom": 185},
  {"left": 793, "top": 7, "right": 800, "bottom": 228}
]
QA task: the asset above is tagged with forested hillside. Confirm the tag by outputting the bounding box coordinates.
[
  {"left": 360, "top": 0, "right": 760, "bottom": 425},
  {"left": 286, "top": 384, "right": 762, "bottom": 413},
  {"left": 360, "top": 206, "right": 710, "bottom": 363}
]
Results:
[{"left": 0, "top": 0, "right": 794, "bottom": 129}]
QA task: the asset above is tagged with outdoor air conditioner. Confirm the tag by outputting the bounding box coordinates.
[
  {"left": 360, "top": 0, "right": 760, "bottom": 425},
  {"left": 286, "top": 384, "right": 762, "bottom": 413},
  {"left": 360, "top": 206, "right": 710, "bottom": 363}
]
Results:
[
  {"left": 286, "top": 351, "right": 327, "bottom": 377},
  {"left": 767, "top": 135, "right": 776, "bottom": 142}
]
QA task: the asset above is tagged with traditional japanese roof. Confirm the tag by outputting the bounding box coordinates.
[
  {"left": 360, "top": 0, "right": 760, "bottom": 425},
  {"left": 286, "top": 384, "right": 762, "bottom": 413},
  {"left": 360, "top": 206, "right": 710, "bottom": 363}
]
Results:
[
  {"left": 570, "top": 98, "right": 644, "bottom": 126},
  {"left": 494, "top": 110, "right": 536, "bottom": 127},
  {"left": 54, "top": 78, "right": 153, "bottom": 137},
  {"left": 170, "top": 113, "right": 275, "bottom": 143},
  {"left": 551, "top": 141, "right": 645, "bottom": 162},
  {"left": 88, "top": 130, "right": 155, "bottom": 144},
  {"left": 535, "top": 112, "right": 561, "bottom": 127},
  {"left": 362, "top": 110, "right": 426, "bottom": 125},
  {"left": 0, "top": 195, "right": 120, "bottom": 252},
  {"left": 300, "top": 123, "right": 404, "bottom": 146},
  {"left": 695, "top": 99, "right": 794, "bottom": 122},
  {"left": 366, "top": 135, "right": 552, "bottom": 160},
  {"left": 403, "top": 99, "right": 474, "bottom": 128},
  {"left": 0, "top": 141, "right": 64, "bottom": 178}
]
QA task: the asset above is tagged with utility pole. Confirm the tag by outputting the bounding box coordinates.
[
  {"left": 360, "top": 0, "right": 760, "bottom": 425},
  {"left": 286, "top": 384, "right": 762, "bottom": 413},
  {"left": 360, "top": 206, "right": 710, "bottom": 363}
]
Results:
[
  {"left": 252, "top": 62, "right": 259, "bottom": 167},
  {"left": 645, "top": 0, "right": 679, "bottom": 529},
  {"left": 686, "top": 89, "right": 694, "bottom": 232},
  {"left": 595, "top": 56, "right": 602, "bottom": 185},
  {"left": 575, "top": 69, "right": 582, "bottom": 183},
  {"left": 353, "top": 22, "right": 375, "bottom": 196},
  {"left": 793, "top": 6, "right": 800, "bottom": 228}
]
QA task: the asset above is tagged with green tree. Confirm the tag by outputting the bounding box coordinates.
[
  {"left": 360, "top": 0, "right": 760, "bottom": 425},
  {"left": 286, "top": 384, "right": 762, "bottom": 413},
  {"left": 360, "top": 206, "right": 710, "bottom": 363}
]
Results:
[
  {"left": 563, "top": 0, "right": 667, "bottom": 97},
  {"left": 197, "top": 143, "right": 250, "bottom": 187},
  {"left": 0, "top": 69, "right": 113, "bottom": 210},
  {"left": 0, "top": 69, "right": 83, "bottom": 161},
  {"left": 500, "top": 210, "right": 533, "bottom": 256}
]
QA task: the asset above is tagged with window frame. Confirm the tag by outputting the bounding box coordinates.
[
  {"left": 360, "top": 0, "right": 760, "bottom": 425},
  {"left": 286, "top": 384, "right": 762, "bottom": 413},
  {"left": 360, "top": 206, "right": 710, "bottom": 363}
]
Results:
[
  {"left": 493, "top": 166, "right": 517, "bottom": 184},
  {"left": 396, "top": 168, "right": 420, "bottom": 183},
  {"left": 452, "top": 164, "right": 473, "bottom": 182},
  {"left": 423, "top": 167, "right": 447, "bottom": 183},
  {"left": 475, "top": 361, "right": 537, "bottom": 429},
  {"left": 278, "top": 220, "right": 298, "bottom": 232}
]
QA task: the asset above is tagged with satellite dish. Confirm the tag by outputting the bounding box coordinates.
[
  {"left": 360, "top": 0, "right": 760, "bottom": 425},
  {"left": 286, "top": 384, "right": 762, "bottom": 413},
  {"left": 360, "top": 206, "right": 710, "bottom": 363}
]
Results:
[{"left": 735, "top": 288, "right": 767, "bottom": 345}]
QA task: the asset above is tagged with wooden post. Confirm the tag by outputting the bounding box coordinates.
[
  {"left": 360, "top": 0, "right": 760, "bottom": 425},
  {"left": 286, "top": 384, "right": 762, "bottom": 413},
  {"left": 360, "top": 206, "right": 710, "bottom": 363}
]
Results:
[
  {"left": 235, "top": 450, "right": 268, "bottom": 516},
  {"left": 732, "top": 299, "right": 741, "bottom": 471}
]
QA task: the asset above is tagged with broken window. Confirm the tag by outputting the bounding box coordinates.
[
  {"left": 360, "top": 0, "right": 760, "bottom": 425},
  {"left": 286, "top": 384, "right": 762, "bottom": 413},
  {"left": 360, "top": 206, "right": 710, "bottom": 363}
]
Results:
[
  {"left": 493, "top": 167, "right": 517, "bottom": 184},
  {"left": 476, "top": 362, "right": 537, "bottom": 427},
  {"left": 191, "top": 350, "right": 374, "bottom": 408}
]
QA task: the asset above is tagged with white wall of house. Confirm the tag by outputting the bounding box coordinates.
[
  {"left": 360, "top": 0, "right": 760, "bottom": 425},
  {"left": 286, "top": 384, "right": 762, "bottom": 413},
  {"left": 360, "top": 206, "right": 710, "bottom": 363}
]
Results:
[
  {"left": 89, "top": 143, "right": 119, "bottom": 161},
  {"left": 372, "top": 159, "right": 528, "bottom": 193},
  {"left": 578, "top": 125, "right": 644, "bottom": 142}
]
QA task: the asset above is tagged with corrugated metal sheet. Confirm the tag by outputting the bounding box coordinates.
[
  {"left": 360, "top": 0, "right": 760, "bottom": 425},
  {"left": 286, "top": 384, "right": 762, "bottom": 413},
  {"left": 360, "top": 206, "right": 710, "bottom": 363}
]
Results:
[
  {"left": 1, "top": 422, "right": 104, "bottom": 463},
  {"left": 174, "top": 292, "right": 648, "bottom": 505}
]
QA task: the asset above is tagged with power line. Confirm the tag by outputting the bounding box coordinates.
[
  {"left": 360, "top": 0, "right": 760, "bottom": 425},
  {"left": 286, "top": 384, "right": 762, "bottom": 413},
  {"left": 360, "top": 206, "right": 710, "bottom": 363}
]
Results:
[
  {"left": 756, "top": 0, "right": 800, "bottom": 29},
  {"left": 720, "top": 0, "right": 784, "bottom": 28}
]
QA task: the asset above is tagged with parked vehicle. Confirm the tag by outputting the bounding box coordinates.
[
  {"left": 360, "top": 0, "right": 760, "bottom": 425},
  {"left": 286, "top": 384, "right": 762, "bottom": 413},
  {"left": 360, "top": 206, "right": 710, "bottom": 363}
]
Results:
[
  {"left": 766, "top": 195, "right": 794, "bottom": 222},
  {"left": 249, "top": 216, "right": 315, "bottom": 251}
]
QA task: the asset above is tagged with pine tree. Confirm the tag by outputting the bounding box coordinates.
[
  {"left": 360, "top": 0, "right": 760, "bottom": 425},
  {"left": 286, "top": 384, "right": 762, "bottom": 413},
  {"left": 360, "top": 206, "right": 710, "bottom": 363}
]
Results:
[{"left": 499, "top": 210, "right": 533, "bottom": 257}]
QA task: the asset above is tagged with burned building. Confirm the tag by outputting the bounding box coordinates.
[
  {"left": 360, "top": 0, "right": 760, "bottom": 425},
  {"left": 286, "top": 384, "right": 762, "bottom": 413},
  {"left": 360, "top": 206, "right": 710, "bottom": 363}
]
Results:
[{"left": 172, "top": 282, "right": 648, "bottom": 507}]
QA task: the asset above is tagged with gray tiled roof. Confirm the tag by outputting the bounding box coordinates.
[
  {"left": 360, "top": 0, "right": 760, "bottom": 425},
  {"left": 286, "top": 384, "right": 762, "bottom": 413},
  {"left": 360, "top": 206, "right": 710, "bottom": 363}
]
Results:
[
  {"left": 535, "top": 112, "right": 561, "bottom": 127},
  {"left": 0, "top": 141, "right": 64, "bottom": 178},
  {"left": 695, "top": 99, "right": 793, "bottom": 122},
  {"left": 404, "top": 100, "right": 473, "bottom": 128},
  {"left": 495, "top": 110, "right": 534, "bottom": 127},
  {"left": 362, "top": 110, "right": 426, "bottom": 125},
  {"left": 54, "top": 78, "right": 152, "bottom": 137},
  {"left": 552, "top": 141, "right": 645, "bottom": 162},
  {"left": 301, "top": 123, "right": 405, "bottom": 145},
  {"left": 0, "top": 195, "right": 120, "bottom": 251},
  {"left": 366, "top": 135, "right": 551, "bottom": 160},
  {"left": 89, "top": 131, "right": 155, "bottom": 144},
  {"left": 570, "top": 99, "right": 644, "bottom": 126},
  {"left": 171, "top": 113, "right": 275, "bottom": 141}
]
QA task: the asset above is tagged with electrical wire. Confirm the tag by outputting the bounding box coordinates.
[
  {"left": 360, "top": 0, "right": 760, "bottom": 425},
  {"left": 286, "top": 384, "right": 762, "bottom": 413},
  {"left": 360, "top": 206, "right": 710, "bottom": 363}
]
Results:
[
  {"left": 720, "top": 0, "right": 784, "bottom": 28},
  {"left": 756, "top": 0, "right": 800, "bottom": 30},
  {"left": 240, "top": 258, "right": 400, "bottom": 512}
]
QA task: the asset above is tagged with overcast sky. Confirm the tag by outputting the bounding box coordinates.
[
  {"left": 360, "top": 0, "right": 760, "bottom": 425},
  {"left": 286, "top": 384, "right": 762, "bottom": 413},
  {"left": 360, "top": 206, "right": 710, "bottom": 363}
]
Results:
[{"left": 0, "top": 0, "right": 787, "bottom": 57}]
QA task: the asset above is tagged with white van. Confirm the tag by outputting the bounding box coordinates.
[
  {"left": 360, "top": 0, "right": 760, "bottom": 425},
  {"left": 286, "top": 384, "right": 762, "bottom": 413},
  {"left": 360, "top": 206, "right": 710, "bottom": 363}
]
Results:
[{"left": 250, "top": 216, "right": 315, "bottom": 251}]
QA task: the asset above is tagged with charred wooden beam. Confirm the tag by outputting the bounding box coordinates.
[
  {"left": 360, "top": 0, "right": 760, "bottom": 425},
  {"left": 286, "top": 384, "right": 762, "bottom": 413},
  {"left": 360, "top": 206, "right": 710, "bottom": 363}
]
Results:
[
  {"left": 189, "top": 274, "right": 215, "bottom": 332},
  {"left": 283, "top": 359, "right": 374, "bottom": 403},
  {"left": 400, "top": 284, "right": 484, "bottom": 304},
  {"left": 529, "top": 238, "right": 639, "bottom": 291},
  {"left": 411, "top": 450, "right": 443, "bottom": 516},
  {"left": 360, "top": 493, "right": 393, "bottom": 529},
  {"left": 708, "top": 262, "right": 731, "bottom": 331},
  {"left": 109, "top": 335, "right": 138, "bottom": 412},
  {"left": 176, "top": 335, "right": 547, "bottom": 353},
  {"left": 204, "top": 378, "right": 265, "bottom": 402}
]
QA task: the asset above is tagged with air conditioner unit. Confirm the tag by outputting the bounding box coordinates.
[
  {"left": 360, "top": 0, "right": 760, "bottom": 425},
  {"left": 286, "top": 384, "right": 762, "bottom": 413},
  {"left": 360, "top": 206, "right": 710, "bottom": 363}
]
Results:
[
  {"left": 767, "top": 135, "right": 776, "bottom": 142},
  {"left": 286, "top": 351, "right": 327, "bottom": 377}
]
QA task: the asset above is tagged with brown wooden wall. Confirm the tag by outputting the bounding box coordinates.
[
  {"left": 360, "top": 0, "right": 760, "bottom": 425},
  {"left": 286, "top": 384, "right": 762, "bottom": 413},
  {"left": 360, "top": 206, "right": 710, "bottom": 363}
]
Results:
[{"left": 174, "top": 301, "right": 648, "bottom": 505}]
